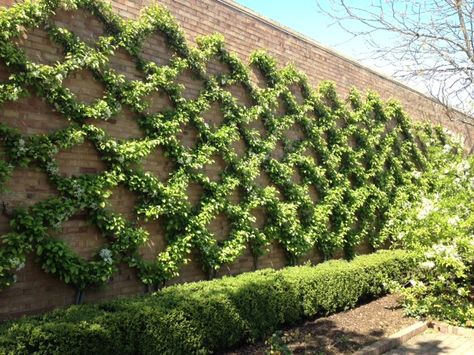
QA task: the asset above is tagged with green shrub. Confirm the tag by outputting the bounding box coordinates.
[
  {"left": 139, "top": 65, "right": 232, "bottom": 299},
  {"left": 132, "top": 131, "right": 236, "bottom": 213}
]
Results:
[
  {"left": 385, "top": 148, "right": 474, "bottom": 328},
  {"left": 0, "top": 250, "right": 415, "bottom": 355},
  {"left": 394, "top": 235, "right": 474, "bottom": 328}
]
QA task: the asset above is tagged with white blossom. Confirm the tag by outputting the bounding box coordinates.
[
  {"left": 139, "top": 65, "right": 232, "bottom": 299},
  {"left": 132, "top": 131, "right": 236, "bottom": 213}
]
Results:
[
  {"left": 417, "top": 197, "right": 437, "bottom": 219},
  {"left": 16, "top": 138, "right": 26, "bottom": 154},
  {"left": 396, "top": 232, "right": 406, "bottom": 240},
  {"left": 99, "top": 248, "right": 113, "bottom": 264},
  {"left": 456, "top": 161, "right": 470, "bottom": 176},
  {"left": 443, "top": 128, "right": 465, "bottom": 147},
  {"left": 453, "top": 133, "right": 465, "bottom": 147},
  {"left": 432, "top": 243, "right": 459, "bottom": 259},
  {"left": 10, "top": 257, "right": 24, "bottom": 270},
  {"left": 409, "top": 279, "right": 424, "bottom": 287},
  {"left": 420, "top": 260, "right": 435, "bottom": 270},
  {"left": 447, "top": 216, "right": 460, "bottom": 226},
  {"left": 432, "top": 244, "right": 447, "bottom": 254},
  {"left": 424, "top": 251, "right": 435, "bottom": 259}
]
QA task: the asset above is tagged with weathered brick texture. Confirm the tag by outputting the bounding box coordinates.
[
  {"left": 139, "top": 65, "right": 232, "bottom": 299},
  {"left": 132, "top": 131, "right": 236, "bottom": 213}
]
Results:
[{"left": 0, "top": 0, "right": 471, "bottom": 319}]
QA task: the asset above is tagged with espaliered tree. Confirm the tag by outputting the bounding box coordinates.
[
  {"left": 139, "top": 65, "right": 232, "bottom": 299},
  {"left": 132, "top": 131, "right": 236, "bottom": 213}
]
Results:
[{"left": 0, "top": 0, "right": 460, "bottom": 296}]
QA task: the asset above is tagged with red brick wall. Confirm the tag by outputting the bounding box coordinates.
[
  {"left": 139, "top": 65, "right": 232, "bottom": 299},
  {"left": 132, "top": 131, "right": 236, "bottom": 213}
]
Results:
[{"left": 0, "top": 0, "right": 471, "bottom": 319}]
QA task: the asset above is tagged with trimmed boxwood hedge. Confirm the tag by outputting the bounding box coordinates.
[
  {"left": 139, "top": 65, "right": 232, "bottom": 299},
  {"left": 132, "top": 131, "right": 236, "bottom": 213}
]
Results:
[{"left": 0, "top": 250, "right": 416, "bottom": 354}]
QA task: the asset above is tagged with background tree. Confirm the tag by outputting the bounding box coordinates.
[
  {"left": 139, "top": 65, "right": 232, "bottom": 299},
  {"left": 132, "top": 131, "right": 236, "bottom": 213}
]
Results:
[{"left": 319, "top": 0, "right": 474, "bottom": 124}]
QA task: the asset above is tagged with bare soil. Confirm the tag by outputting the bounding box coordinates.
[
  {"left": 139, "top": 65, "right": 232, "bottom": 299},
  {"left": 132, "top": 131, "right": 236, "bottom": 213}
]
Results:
[{"left": 223, "top": 294, "right": 417, "bottom": 354}]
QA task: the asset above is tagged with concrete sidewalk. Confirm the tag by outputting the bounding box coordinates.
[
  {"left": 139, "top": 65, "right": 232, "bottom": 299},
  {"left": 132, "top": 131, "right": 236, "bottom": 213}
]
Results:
[{"left": 384, "top": 328, "right": 474, "bottom": 354}]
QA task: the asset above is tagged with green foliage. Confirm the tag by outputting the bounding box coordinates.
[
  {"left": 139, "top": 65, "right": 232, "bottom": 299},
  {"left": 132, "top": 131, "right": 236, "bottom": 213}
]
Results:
[
  {"left": 0, "top": 250, "right": 416, "bottom": 354},
  {"left": 386, "top": 140, "right": 474, "bottom": 328},
  {"left": 264, "top": 331, "right": 292, "bottom": 355},
  {"left": 0, "top": 0, "right": 454, "bottom": 292},
  {"left": 396, "top": 236, "right": 474, "bottom": 328}
]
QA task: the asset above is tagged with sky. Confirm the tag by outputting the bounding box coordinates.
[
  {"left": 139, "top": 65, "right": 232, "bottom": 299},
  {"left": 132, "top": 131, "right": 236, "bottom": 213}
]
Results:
[{"left": 233, "top": 0, "right": 398, "bottom": 78}]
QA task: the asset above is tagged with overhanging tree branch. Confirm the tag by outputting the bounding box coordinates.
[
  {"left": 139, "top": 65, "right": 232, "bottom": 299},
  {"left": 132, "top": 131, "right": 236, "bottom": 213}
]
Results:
[{"left": 318, "top": 0, "right": 474, "bottom": 123}]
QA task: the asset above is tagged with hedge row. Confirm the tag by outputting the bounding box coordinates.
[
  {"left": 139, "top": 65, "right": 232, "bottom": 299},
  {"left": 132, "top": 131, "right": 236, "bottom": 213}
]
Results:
[{"left": 0, "top": 250, "right": 416, "bottom": 354}]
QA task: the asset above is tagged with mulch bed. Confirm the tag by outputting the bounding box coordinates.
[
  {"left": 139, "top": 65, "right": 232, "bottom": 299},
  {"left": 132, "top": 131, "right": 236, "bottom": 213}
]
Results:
[{"left": 222, "top": 294, "right": 417, "bottom": 354}]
